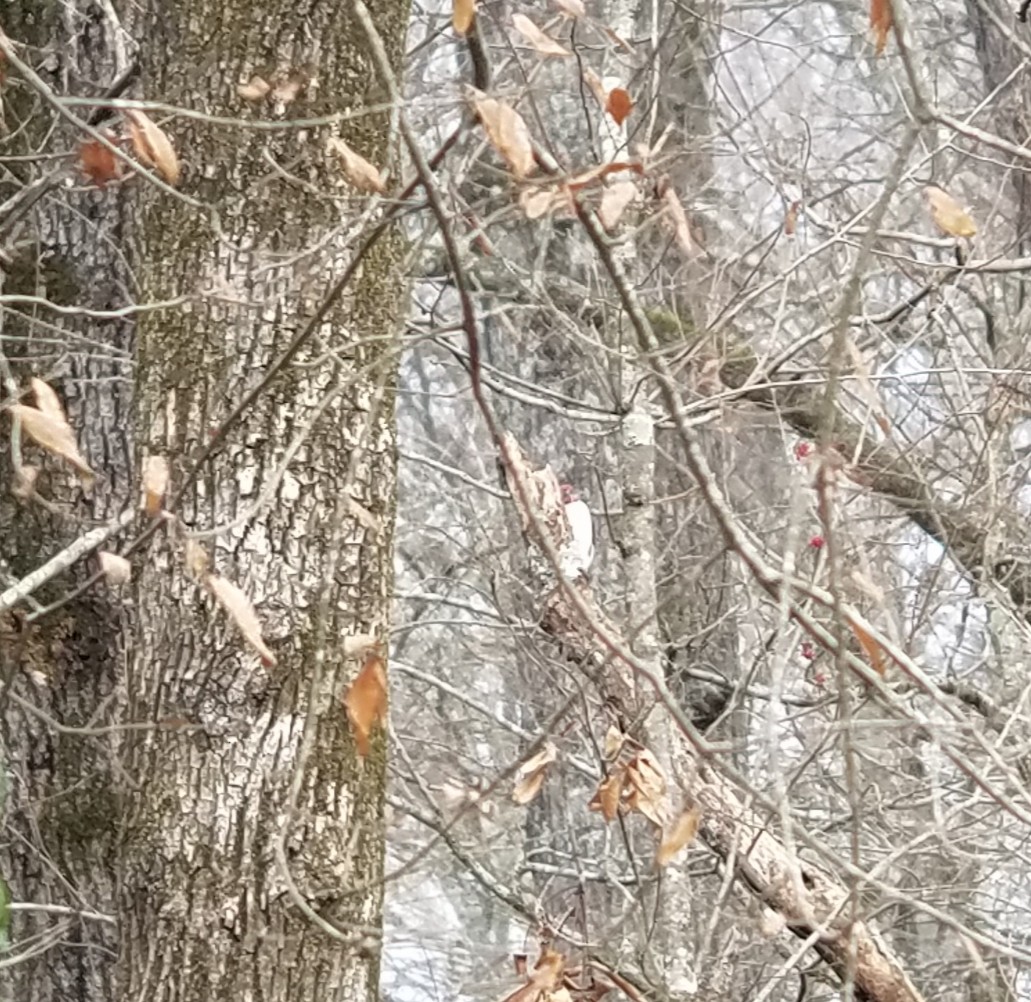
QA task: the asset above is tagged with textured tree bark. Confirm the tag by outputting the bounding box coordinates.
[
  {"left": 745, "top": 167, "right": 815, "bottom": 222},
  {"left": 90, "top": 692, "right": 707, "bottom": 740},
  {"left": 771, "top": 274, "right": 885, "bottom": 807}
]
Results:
[{"left": 114, "top": 0, "right": 408, "bottom": 998}]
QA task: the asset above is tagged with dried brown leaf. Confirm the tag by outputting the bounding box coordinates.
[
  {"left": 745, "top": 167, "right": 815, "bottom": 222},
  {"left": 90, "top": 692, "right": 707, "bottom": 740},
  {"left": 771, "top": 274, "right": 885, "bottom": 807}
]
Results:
[
  {"left": 656, "top": 805, "right": 701, "bottom": 866},
  {"left": 512, "top": 742, "right": 558, "bottom": 805},
  {"left": 453, "top": 0, "right": 476, "bottom": 34},
  {"left": 345, "top": 652, "right": 388, "bottom": 757},
  {"left": 8, "top": 403, "right": 95, "bottom": 482},
  {"left": 851, "top": 620, "right": 887, "bottom": 676},
  {"left": 470, "top": 91, "right": 535, "bottom": 179},
  {"left": 206, "top": 573, "right": 277, "bottom": 665},
  {"left": 31, "top": 378, "right": 67, "bottom": 425},
  {"left": 598, "top": 180, "right": 637, "bottom": 230},
  {"left": 79, "top": 138, "right": 121, "bottom": 188},
  {"left": 125, "top": 109, "right": 181, "bottom": 186},
  {"left": 99, "top": 550, "right": 132, "bottom": 584},
  {"left": 626, "top": 749, "right": 667, "bottom": 827},
  {"left": 237, "top": 75, "right": 271, "bottom": 102},
  {"left": 512, "top": 14, "right": 571, "bottom": 57},
  {"left": 784, "top": 200, "right": 801, "bottom": 236},
  {"left": 661, "top": 184, "right": 698, "bottom": 258},
  {"left": 605, "top": 87, "right": 633, "bottom": 126},
  {"left": 924, "top": 185, "right": 976, "bottom": 238},
  {"left": 327, "top": 136, "right": 387, "bottom": 195},
  {"left": 589, "top": 770, "right": 624, "bottom": 821},
  {"left": 602, "top": 724, "right": 624, "bottom": 759},
  {"left": 870, "top": 0, "right": 893, "bottom": 55},
  {"left": 141, "top": 454, "right": 170, "bottom": 515}
]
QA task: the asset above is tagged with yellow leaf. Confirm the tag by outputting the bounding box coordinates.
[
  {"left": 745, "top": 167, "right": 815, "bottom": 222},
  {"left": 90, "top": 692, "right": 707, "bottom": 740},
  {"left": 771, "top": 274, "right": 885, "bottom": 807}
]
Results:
[
  {"left": 870, "top": 0, "right": 893, "bottom": 55},
  {"left": 453, "top": 0, "right": 476, "bottom": 35},
  {"left": 206, "top": 573, "right": 276, "bottom": 665},
  {"left": 327, "top": 137, "right": 387, "bottom": 195},
  {"left": 656, "top": 805, "right": 701, "bottom": 866},
  {"left": 141, "top": 454, "right": 169, "bottom": 515},
  {"left": 8, "top": 404, "right": 95, "bottom": 483},
  {"left": 512, "top": 14, "right": 571, "bottom": 57},
  {"left": 924, "top": 185, "right": 976, "bottom": 238},
  {"left": 98, "top": 550, "right": 132, "bottom": 584},
  {"left": 512, "top": 742, "right": 558, "bottom": 805},
  {"left": 125, "top": 109, "right": 180, "bottom": 186},
  {"left": 469, "top": 91, "right": 535, "bottom": 179},
  {"left": 345, "top": 652, "right": 388, "bottom": 757}
]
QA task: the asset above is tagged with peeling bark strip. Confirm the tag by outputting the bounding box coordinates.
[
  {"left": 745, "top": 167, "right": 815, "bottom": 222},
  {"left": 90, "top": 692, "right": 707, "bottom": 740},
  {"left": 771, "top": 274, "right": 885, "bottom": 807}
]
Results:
[
  {"left": 504, "top": 437, "right": 926, "bottom": 1002},
  {"left": 718, "top": 350, "right": 1031, "bottom": 617}
]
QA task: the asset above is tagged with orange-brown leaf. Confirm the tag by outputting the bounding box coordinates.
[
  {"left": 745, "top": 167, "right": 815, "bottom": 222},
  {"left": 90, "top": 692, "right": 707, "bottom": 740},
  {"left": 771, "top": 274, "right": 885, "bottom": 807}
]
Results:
[
  {"left": 141, "top": 454, "right": 170, "bottom": 515},
  {"left": 8, "top": 403, "right": 95, "bottom": 482},
  {"left": 870, "top": 0, "right": 893, "bottom": 55},
  {"left": 470, "top": 91, "right": 535, "bottom": 178},
  {"left": 656, "top": 805, "right": 701, "bottom": 866},
  {"left": 626, "top": 749, "right": 667, "bottom": 827},
  {"left": 851, "top": 621, "right": 887, "bottom": 676},
  {"left": 512, "top": 14, "right": 570, "bottom": 57},
  {"left": 605, "top": 87, "right": 633, "bottom": 126},
  {"left": 206, "top": 573, "right": 277, "bottom": 666},
  {"left": 589, "top": 770, "right": 624, "bottom": 821},
  {"left": 345, "top": 652, "right": 388, "bottom": 757},
  {"left": 79, "top": 139, "right": 121, "bottom": 188},
  {"left": 453, "top": 0, "right": 476, "bottom": 35},
  {"left": 327, "top": 136, "right": 387, "bottom": 194},
  {"left": 125, "top": 109, "right": 181, "bottom": 186}
]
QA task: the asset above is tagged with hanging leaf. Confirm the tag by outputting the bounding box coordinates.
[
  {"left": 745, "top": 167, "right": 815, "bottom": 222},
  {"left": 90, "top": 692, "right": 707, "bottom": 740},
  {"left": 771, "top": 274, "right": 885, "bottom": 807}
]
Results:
[
  {"left": 453, "top": 0, "right": 476, "bottom": 35},
  {"left": 8, "top": 404, "right": 95, "bottom": 483},
  {"left": 345, "top": 651, "right": 388, "bottom": 757},
  {"left": 656, "top": 805, "right": 701, "bottom": 866},
  {"left": 512, "top": 742, "right": 558, "bottom": 804},
  {"left": 784, "top": 200, "right": 801, "bottom": 236},
  {"left": 589, "top": 769, "right": 624, "bottom": 821},
  {"left": 598, "top": 180, "right": 637, "bottom": 230},
  {"left": 924, "top": 185, "right": 976, "bottom": 238},
  {"left": 79, "top": 138, "right": 121, "bottom": 188},
  {"left": 327, "top": 136, "right": 387, "bottom": 194},
  {"left": 125, "top": 109, "right": 181, "bottom": 186},
  {"left": 605, "top": 87, "right": 633, "bottom": 126},
  {"left": 512, "top": 14, "right": 571, "bottom": 57},
  {"left": 98, "top": 551, "right": 132, "bottom": 584},
  {"left": 31, "top": 378, "right": 67, "bottom": 424},
  {"left": 141, "top": 454, "right": 170, "bottom": 515},
  {"left": 625, "top": 749, "right": 667, "bottom": 827},
  {"left": 206, "top": 573, "right": 276, "bottom": 665},
  {"left": 850, "top": 621, "right": 887, "bottom": 676},
  {"left": 237, "top": 75, "right": 271, "bottom": 102},
  {"left": 870, "top": 0, "right": 893, "bottom": 55},
  {"left": 469, "top": 91, "right": 535, "bottom": 178},
  {"left": 660, "top": 183, "right": 699, "bottom": 258},
  {"left": 582, "top": 68, "right": 608, "bottom": 108}
]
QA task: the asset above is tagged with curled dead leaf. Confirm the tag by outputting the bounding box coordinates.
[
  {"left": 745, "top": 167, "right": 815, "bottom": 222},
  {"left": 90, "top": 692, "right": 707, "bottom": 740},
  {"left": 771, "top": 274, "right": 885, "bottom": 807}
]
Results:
[
  {"left": 512, "top": 742, "right": 558, "bottom": 805},
  {"left": 141, "top": 454, "right": 170, "bottom": 515},
  {"left": 237, "top": 75, "right": 271, "bottom": 102},
  {"left": 8, "top": 402, "right": 95, "bottom": 484},
  {"left": 327, "top": 136, "right": 387, "bottom": 195},
  {"left": 656, "top": 804, "right": 701, "bottom": 866},
  {"left": 626, "top": 749, "right": 667, "bottom": 827},
  {"left": 206, "top": 573, "right": 276, "bottom": 665},
  {"left": 589, "top": 769, "right": 624, "bottom": 821},
  {"left": 31, "top": 378, "right": 67, "bottom": 424},
  {"left": 98, "top": 550, "right": 132, "bottom": 584},
  {"left": 469, "top": 90, "right": 535, "bottom": 179},
  {"left": 453, "top": 0, "right": 476, "bottom": 35},
  {"left": 345, "top": 652, "right": 388, "bottom": 757},
  {"left": 125, "top": 109, "right": 180, "bottom": 186},
  {"left": 512, "top": 13, "right": 571, "bottom": 57}
]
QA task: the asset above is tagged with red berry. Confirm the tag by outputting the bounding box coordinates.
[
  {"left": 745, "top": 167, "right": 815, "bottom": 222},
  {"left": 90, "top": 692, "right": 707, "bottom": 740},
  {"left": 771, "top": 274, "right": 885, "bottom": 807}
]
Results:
[
  {"left": 808, "top": 534, "right": 825, "bottom": 549},
  {"left": 800, "top": 641, "right": 816, "bottom": 660},
  {"left": 794, "top": 442, "right": 812, "bottom": 461}
]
